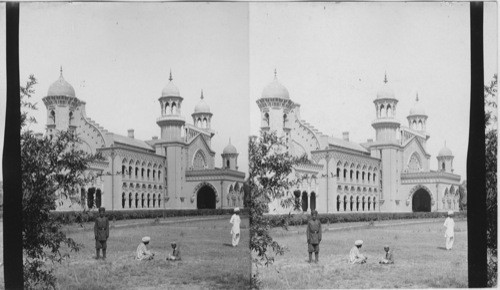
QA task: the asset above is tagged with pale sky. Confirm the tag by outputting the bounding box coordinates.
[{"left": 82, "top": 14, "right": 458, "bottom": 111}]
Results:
[
  {"left": 1, "top": 2, "right": 250, "bottom": 177},
  {"left": 249, "top": 2, "right": 498, "bottom": 180},
  {"left": 0, "top": 2, "right": 498, "bottom": 181}
]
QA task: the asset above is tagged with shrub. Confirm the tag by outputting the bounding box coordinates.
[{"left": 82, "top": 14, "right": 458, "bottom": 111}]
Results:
[
  {"left": 265, "top": 211, "right": 467, "bottom": 228},
  {"left": 51, "top": 208, "right": 249, "bottom": 224}
]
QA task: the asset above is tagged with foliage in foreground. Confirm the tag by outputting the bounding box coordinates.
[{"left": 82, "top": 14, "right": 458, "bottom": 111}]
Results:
[
  {"left": 248, "top": 131, "right": 299, "bottom": 269},
  {"left": 485, "top": 74, "right": 497, "bottom": 287},
  {"left": 21, "top": 75, "right": 102, "bottom": 288}
]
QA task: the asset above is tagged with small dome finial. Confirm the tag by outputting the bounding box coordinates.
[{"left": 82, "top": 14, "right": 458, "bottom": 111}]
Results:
[
  {"left": 201, "top": 89, "right": 204, "bottom": 100},
  {"left": 229, "top": 137, "right": 231, "bottom": 144},
  {"left": 60, "top": 66, "right": 63, "bottom": 77},
  {"left": 274, "top": 68, "right": 277, "bottom": 80},
  {"left": 169, "top": 69, "right": 173, "bottom": 82},
  {"left": 416, "top": 92, "right": 419, "bottom": 102},
  {"left": 384, "top": 72, "right": 388, "bottom": 84}
]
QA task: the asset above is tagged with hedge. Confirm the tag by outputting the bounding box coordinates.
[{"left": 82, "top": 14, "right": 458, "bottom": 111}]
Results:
[
  {"left": 51, "top": 208, "right": 248, "bottom": 225},
  {"left": 265, "top": 211, "right": 467, "bottom": 228}
]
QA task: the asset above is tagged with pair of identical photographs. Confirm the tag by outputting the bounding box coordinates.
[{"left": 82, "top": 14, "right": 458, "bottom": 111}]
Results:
[{"left": 2, "top": 1, "right": 497, "bottom": 289}]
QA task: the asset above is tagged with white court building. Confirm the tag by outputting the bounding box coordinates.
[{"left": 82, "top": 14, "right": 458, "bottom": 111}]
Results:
[{"left": 257, "top": 72, "right": 461, "bottom": 214}]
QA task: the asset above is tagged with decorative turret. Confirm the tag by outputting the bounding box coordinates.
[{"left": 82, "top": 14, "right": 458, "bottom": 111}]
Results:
[
  {"left": 407, "top": 92, "right": 428, "bottom": 132},
  {"left": 437, "top": 141, "right": 454, "bottom": 173},
  {"left": 256, "top": 69, "right": 295, "bottom": 140},
  {"left": 192, "top": 90, "right": 213, "bottom": 130},
  {"left": 371, "top": 73, "right": 401, "bottom": 142},
  {"left": 156, "top": 70, "right": 186, "bottom": 141},
  {"left": 221, "top": 138, "right": 238, "bottom": 170},
  {"left": 42, "top": 67, "right": 82, "bottom": 137}
]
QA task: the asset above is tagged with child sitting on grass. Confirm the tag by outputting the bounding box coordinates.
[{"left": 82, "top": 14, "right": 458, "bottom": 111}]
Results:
[
  {"left": 166, "top": 242, "right": 181, "bottom": 261},
  {"left": 379, "top": 245, "right": 394, "bottom": 264}
]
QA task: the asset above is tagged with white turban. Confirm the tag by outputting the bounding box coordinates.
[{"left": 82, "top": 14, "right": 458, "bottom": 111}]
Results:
[
  {"left": 142, "top": 236, "right": 151, "bottom": 242},
  {"left": 234, "top": 207, "right": 240, "bottom": 212},
  {"left": 355, "top": 240, "right": 363, "bottom": 246},
  {"left": 448, "top": 210, "right": 454, "bottom": 216}
]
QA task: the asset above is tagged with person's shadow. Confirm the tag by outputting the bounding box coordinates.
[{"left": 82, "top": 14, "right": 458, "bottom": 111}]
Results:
[
  {"left": 437, "top": 246, "right": 448, "bottom": 250},
  {"left": 222, "top": 243, "right": 233, "bottom": 247}
]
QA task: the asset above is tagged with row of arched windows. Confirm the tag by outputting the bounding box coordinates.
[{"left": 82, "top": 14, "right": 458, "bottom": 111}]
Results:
[
  {"left": 123, "top": 182, "right": 163, "bottom": 190},
  {"left": 336, "top": 195, "right": 377, "bottom": 212},
  {"left": 336, "top": 162, "right": 378, "bottom": 184},
  {"left": 377, "top": 103, "right": 396, "bottom": 118},
  {"left": 227, "top": 183, "right": 244, "bottom": 207},
  {"left": 195, "top": 117, "right": 210, "bottom": 129},
  {"left": 122, "top": 159, "right": 163, "bottom": 182},
  {"left": 122, "top": 192, "right": 162, "bottom": 209},
  {"left": 161, "top": 100, "right": 180, "bottom": 115}
]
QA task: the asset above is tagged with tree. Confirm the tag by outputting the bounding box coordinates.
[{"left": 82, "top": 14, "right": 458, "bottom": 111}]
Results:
[
  {"left": 21, "top": 75, "right": 102, "bottom": 288},
  {"left": 485, "top": 74, "right": 497, "bottom": 287},
  {"left": 458, "top": 180, "right": 467, "bottom": 211},
  {"left": 248, "top": 131, "right": 299, "bottom": 273}
]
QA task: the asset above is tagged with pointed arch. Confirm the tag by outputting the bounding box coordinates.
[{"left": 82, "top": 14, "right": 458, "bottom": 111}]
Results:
[{"left": 193, "top": 149, "right": 207, "bottom": 169}]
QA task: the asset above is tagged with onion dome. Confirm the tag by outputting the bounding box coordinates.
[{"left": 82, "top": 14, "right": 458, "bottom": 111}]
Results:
[
  {"left": 409, "top": 93, "right": 426, "bottom": 116},
  {"left": 261, "top": 69, "right": 289, "bottom": 99},
  {"left": 223, "top": 139, "right": 238, "bottom": 154},
  {"left": 161, "top": 70, "right": 180, "bottom": 97},
  {"left": 47, "top": 67, "right": 76, "bottom": 98},
  {"left": 438, "top": 142, "right": 453, "bottom": 157},
  {"left": 194, "top": 90, "right": 211, "bottom": 113},
  {"left": 376, "top": 73, "right": 396, "bottom": 100}
]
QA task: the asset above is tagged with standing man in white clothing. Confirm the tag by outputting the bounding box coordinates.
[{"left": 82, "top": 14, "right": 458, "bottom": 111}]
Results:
[
  {"left": 230, "top": 207, "right": 241, "bottom": 247},
  {"left": 443, "top": 210, "right": 455, "bottom": 250}
]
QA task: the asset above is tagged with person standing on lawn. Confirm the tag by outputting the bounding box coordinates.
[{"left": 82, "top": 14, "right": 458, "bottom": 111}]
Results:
[
  {"left": 443, "top": 210, "right": 455, "bottom": 250},
  {"left": 349, "top": 240, "right": 367, "bottom": 264},
  {"left": 136, "top": 236, "right": 155, "bottom": 260},
  {"left": 230, "top": 207, "right": 241, "bottom": 247},
  {"left": 379, "top": 245, "right": 394, "bottom": 264},
  {"left": 94, "top": 207, "right": 109, "bottom": 260},
  {"left": 306, "top": 210, "right": 322, "bottom": 263}
]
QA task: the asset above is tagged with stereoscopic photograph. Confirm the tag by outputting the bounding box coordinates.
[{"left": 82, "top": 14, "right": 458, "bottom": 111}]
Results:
[{"left": 0, "top": 1, "right": 497, "bottom": 289}]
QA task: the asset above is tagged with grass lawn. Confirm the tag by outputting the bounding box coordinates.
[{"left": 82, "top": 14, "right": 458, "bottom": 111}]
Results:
[
  {"left": 52, "top": 215, "right": 250, "bottom": 289},
  {"left": 254, "top": 219, "right": 468, "bottom": 289}
]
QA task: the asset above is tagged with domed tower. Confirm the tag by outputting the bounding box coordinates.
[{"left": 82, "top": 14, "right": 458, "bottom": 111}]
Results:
[
  {"left": 371, "top": 73, "right": 401, "bottom": 143},
  {"left": 256, "top": 70, "right": 295, "bottom": 146},
  {"left": 192, "top": 90, "right": 213, "bottom": 130},
  {"left": 407, "top": 93, "right": 428, "bottom": 132},
  {"left": 42, "top": 67, "right": 81, "bottom": 138},
  {"left": 221, "top": 139, "right": 238, "bottom": 170},
  {"left": 156, "top": 71, "right": 186, "bottom": 141},
  {"left": 437, "top": 142, "right": 454, "bottom": 173}
]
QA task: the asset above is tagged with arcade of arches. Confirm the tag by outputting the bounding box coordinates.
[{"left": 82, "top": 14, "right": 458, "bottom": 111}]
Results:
[{"left": 336, "top": 194, "right": 377, "bottom": 212}]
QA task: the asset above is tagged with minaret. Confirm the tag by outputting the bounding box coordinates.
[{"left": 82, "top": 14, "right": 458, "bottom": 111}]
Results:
[
  {"left": 42, "top": 67, "right": 81, "bottom": 138},
  {"left": 407, "top": 92, "right": 428, "bottom": 132},
  {"left": 370, "top": 73, "right": 401, "bottom": 212},
  {"left": 192, "top": 89, "right": 213, "bottom": 130},
  {"left": 221, "top": 138, "right": 239, "bottom": 170},
  {"left": 256, "top": 69, "right": 294, "bottom": 147},
  {"left": 437, "top": 141, "right": 454, "bottom": 173},
  {"left": 156, "top": 70, "right": 186, "bottom": 141},
  {"left": 371, "top": 73, "right": 401, "bottom": 143}
]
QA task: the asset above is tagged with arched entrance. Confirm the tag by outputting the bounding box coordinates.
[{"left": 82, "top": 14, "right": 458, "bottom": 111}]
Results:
[
  {"left": 301, "top": 191, "right": 308, "bottom": 212},
  {"left": 310, "top": 192, "right": 316, "bottom": 211},
  {"left": 197, "top": 185, "right": 216, "bottom": 209},
  {"left": 412, "top": 189, "right": 431, "bottom": 212}
]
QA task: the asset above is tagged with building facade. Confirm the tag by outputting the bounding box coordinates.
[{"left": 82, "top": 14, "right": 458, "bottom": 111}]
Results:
[
  {"left": 257, "top": 72, "right": 461, "bottom": 214},
  {"left": 44, "top": 69, "right": 245, "bottom": 211}
]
